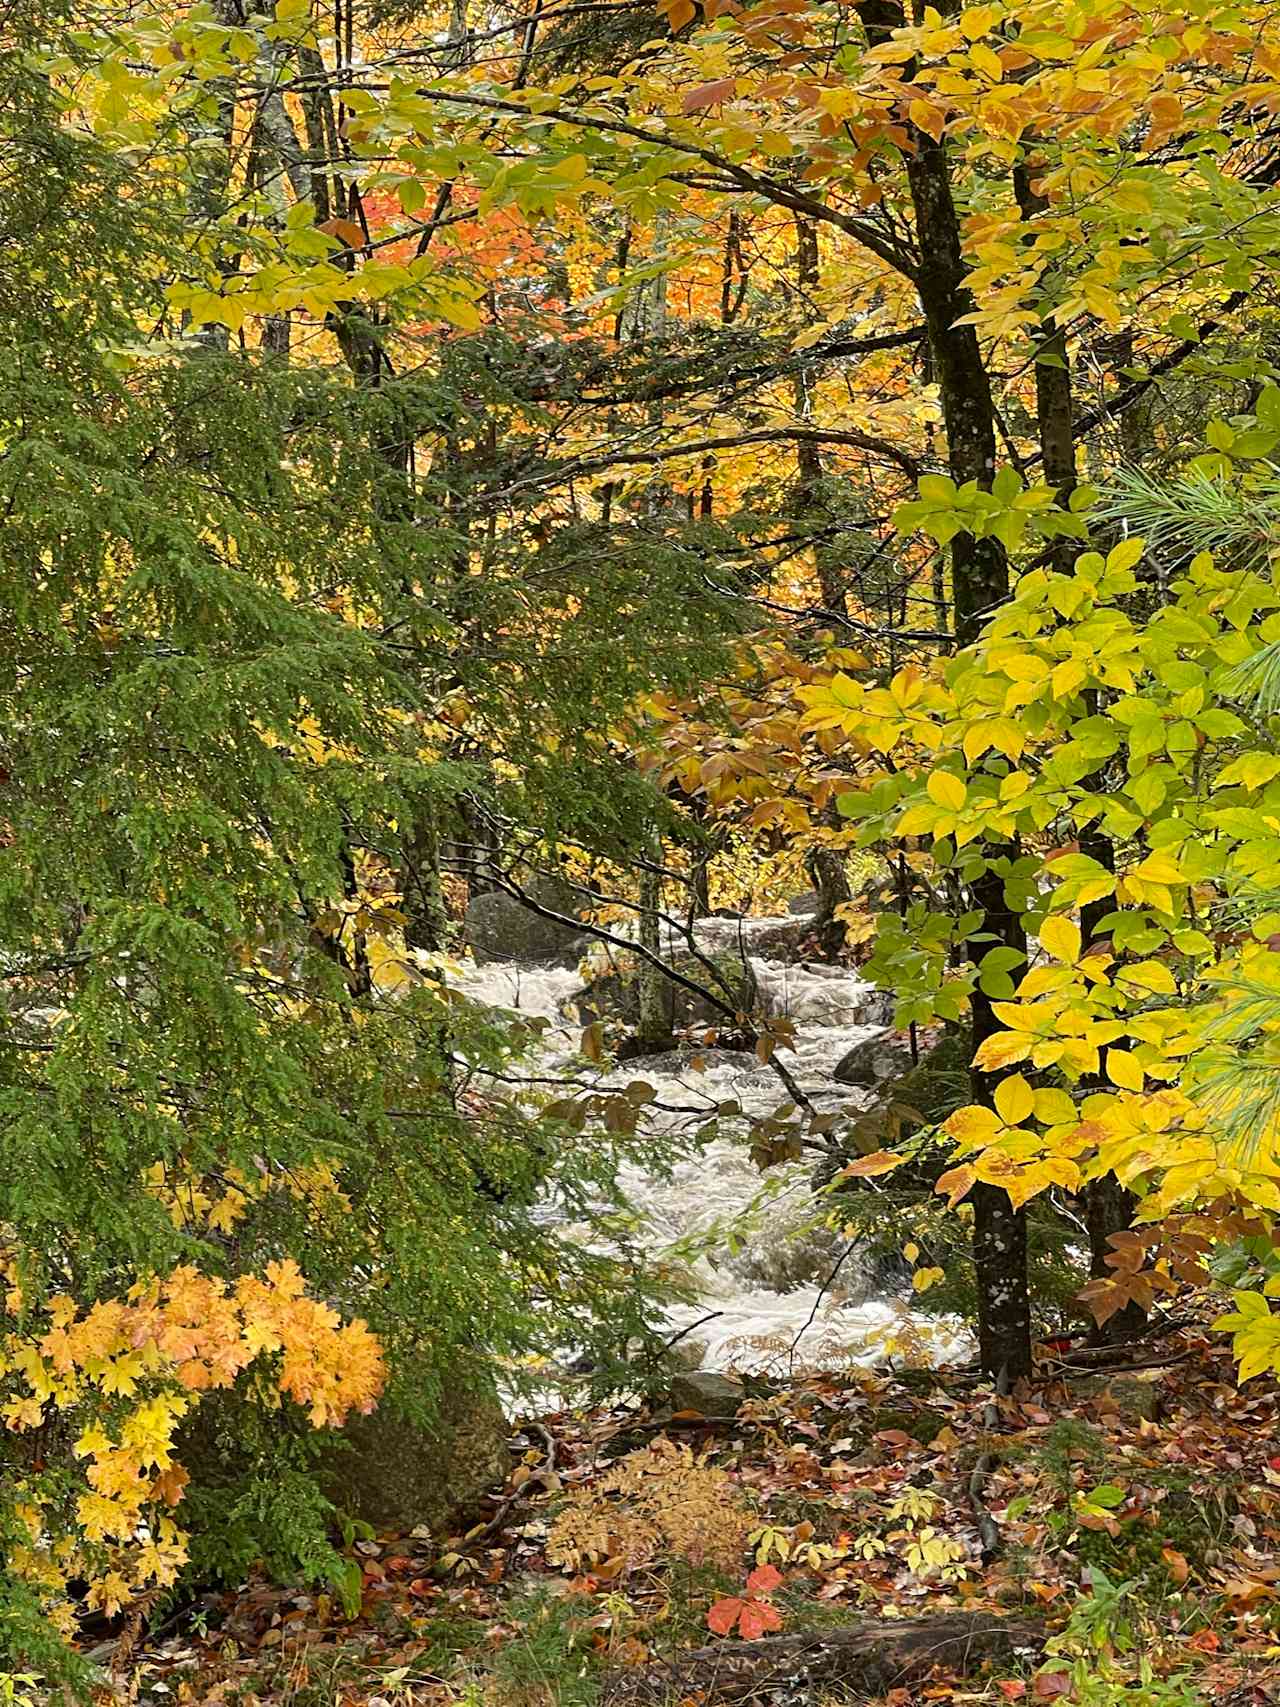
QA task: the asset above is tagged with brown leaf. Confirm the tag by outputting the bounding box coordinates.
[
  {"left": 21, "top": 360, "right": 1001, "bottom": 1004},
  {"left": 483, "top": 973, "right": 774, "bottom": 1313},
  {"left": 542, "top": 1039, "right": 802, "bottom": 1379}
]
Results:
[
  {"left": 1162, "top": 1546, "right": 1190, "bottom": 1584},
  {"left": 1032, "top": 1670, "right": 1072, "bottom": 1700},
  {"left": 682, "top": 78, "right": 736, "bottom": 111}
]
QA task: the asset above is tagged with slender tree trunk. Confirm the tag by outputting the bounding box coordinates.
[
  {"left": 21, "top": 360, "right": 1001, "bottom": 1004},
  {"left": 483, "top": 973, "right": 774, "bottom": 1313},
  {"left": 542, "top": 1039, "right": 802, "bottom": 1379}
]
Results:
[
  {"left": 900, "top": 112, "right": 1030, "bottom": 1382},
  {"left": 806, "top": 843, "right": 852, "bottom": 960},
  {"left": 1016, "top": 160, "right": 1144, "bottom": 1342},
  {"left": 637, "top": 857, "right": 675, "bottom": 1051}
]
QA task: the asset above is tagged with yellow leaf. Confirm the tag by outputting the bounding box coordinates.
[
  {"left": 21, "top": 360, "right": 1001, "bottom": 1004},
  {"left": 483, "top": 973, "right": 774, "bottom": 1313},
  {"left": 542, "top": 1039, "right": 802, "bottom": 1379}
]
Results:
[
  {"left": 1119, "top": 959, "right": 1177, "bottom": 995},
  {"left": 913, "top": 1266, "right": 946, "bottom": 1293},
  {"left": 927, "top": 770, "right": 967, "bottom": 810},
  {"left": 944, "top": 1104, "right": 1001, "bottom": 1144},
  {"left": 839, "top": 1149, "right": 903, "bottom": 1179},
  {"left": 1106, "top": 537, "right": 1145, "bottom": 574},
  {"left": 972, "top": 1032, "right": 1034, "bottom": 1069},
  {"left": 1033, "top": 1086, "right": 1076, "bottom": 1124},
  {"left": 994, "top": 1074, "right": 1034, "bottom": 1125},
  {"left": 1105, "top": 1048, "right": 1144, "bottom": 1092},
  {"left": 1040, "top": 915, "right": 1081, "bottom": 963},
  {"left": 1051, "top": 658, "right": 1087, "bottom": 700},
  {"left": 1131, "top": 851, "right": 1184, "bottom": 885},
  {"left": 909, "top": 98, "right": 946, "bottom": 141},
  {"left": 968, "top": 41, "right": 1003, "bottom": 79}
]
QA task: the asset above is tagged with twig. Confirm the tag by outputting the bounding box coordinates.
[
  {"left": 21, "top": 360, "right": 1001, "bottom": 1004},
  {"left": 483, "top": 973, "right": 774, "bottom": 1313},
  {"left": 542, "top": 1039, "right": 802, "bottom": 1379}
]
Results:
[
  {"left": 661, "top": 1311, "right": 723, "bottom": 1354},
  {"left": 788, "top": 1242, "right": 858, "bottom": 1370},
  {"left": 1047, "top": 1350, "right": 1192, "bottom": 1379},
  {"left": 465, "top": 1421, "right": 558, "bottom": 1544}
]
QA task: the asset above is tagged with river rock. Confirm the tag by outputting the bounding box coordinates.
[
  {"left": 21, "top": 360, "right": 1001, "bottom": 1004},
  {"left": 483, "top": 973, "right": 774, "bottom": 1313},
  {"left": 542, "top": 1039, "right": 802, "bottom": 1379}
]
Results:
[
  {"left": 744, "top": 918, "right": 810, "bottom": 957},
  {"left": 180, "top": 1379, "right": 512, "bottom": 1539},
  {"left": 788, "top": 891, "right": 821, "bottom": 915},
  {"left": 577, "top": 950, "right": 757, "bottom": 1033},
  {"left": 465, "top": 878, "right": 589, "bottom": 967},
  {"left": 669, "top": 1370, "right": 745, "bottom": 1417},
  {"left": 834, "top": 1030, "right": 916, "bottom": 1087},
  {"left": 1067, "top": 1372, "right": 1163, "bottom": 1423},
  {"left": 853, "top": 987, "right": 897, "bottom": 1027}
]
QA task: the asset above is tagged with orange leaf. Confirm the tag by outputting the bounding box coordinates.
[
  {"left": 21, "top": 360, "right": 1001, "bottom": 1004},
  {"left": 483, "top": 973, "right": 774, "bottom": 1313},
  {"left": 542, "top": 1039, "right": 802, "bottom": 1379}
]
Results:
[
  {"left": 707, "top": 1596, "right": 744, "bottom": 1635},
  {"left": 319, "top": 217, "right": 365, "bottom": 250},
  {"left": 746, "top": 1564, "right": 783, "bottom": 1595},
  {"left": 737, "top": 1599, "right": 783, "bottom": 1639},
  {"left": 840, "top": 1150, "right": 903, "bottom": 1179}
]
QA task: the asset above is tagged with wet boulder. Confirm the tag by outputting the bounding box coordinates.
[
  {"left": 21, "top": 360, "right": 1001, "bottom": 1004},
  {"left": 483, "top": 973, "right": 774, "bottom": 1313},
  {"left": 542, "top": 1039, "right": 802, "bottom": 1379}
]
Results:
[
  {"left": 834, "top": 1030, "right": 916, "bottom": 1088},
  {"left": 465, "top": 878, "right": 589, "bottom": 967},
  {"left": 669, "top": 1370, "right": 745, "bottom": 1418},
  {"left": 575, "top": 950, "right": 757, "bottom": 1034}
]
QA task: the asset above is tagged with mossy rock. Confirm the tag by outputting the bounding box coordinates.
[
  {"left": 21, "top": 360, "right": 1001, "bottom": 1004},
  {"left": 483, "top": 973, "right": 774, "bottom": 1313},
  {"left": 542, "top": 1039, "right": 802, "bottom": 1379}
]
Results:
[
  {"left": 465, "top": 876, "right": 589, "bottom": 967},
  {"left": 1066, "top": 1372, "right": 1163, "bottom": 1423},
  {"left": 576, "top": 949, "right": 757, "bottom": 1033},
  {"left": 819, "top": 1028, "right": 974, "bottom": 1194},
  {"left": 181, "top": 1377, "right": 512, "bottom": 1540},
  {"left": 865, "top": 1405, "right": 948, "bottom": 1444}
]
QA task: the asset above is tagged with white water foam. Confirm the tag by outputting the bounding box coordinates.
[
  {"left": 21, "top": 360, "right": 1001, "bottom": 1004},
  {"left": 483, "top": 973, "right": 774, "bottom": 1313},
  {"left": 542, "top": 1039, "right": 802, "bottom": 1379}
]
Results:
[{"left": 448, "top": 919, "right": 967, "bottom": 1374}]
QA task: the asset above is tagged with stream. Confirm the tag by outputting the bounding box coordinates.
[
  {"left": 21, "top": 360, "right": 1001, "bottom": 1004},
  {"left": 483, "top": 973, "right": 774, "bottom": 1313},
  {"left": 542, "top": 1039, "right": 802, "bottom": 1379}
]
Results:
[{"left": 451, "top": 914, "right": 968, "bottom": 1376}]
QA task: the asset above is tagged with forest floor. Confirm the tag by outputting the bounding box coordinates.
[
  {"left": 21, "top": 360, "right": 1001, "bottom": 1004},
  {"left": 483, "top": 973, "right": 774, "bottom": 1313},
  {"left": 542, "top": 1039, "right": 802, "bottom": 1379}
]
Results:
[{"left": 102, "top": 1331, "right": 1280, "bottom": 1707}]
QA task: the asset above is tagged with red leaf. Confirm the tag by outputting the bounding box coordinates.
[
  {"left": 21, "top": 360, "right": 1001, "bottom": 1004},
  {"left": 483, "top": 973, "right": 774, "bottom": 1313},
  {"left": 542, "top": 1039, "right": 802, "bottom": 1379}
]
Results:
[
  {"left": 737, "top": 1599, "right": 783, "bottom": 1640},
  {"left": 998, "top": 1685, "right": 1027, "bottom": 1701},
  {"left": 706, "top": 1597, "right": 745, "bottom": 1636},
  {"left": 746, "top": 1564, "right": 783, "bottom": 1596}
]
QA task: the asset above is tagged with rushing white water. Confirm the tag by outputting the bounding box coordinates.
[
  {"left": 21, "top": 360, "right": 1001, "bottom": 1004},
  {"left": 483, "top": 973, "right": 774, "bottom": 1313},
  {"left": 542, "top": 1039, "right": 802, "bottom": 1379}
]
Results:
[{"left": 448, "top": 920, "right": 968, "bottom": 1375}]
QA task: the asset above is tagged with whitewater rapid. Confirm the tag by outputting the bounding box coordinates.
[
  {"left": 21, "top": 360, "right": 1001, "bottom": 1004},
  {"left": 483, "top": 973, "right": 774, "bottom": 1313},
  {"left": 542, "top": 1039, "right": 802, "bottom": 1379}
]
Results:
[{"left": 448, "top": 917, "right": 967, "bottom": 1375}]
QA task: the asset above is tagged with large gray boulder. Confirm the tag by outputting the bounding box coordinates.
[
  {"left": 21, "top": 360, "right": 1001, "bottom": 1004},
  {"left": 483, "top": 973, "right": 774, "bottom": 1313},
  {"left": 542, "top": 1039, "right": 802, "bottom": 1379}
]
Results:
[
  {"left": 318, "top": 1385, "right": 512, "bottom": 1534},
  {"left": 834, "top": 1030, "right": 916, "bottom": 1088},
  {"left": 669, "top": 1370, "right": 745, "bottom": 1418},
  {"left": 465, "top": 878, "right": 589, "bottom": 967},
  {"left": 575, "top": 950, "right": 757, "bottom": 1033}
]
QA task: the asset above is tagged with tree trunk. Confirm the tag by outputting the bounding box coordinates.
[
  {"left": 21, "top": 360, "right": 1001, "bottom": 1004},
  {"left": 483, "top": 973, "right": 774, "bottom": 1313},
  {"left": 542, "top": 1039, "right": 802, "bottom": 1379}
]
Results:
[
  {"left": 602, "top": 1614, "right": 1042, "bottom": 1706},
  {"left": 895, "top": 91, "right": 1030, "bottom": 1381},
  {"left": 904, "top": 132, "right": 1005, "bottom": 647},
  {"left": 402, "top": 806, "right": 450, "bottom": 953},
  {"left": 1015, "top": 159, "right": 1144, "bottom": 1342},
  {"left": 637, "top": 856, "right": 675, "bottom": 1051},
  {"left": 806, "top": 842, "right": 852, "bottom": 959}
]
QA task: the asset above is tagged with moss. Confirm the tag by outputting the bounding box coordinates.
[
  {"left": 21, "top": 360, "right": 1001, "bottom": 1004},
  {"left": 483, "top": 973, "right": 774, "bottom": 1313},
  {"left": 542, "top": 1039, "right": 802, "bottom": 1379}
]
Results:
[{"left": 865, "top": 1405, "right": 947, "bottom": 1444}]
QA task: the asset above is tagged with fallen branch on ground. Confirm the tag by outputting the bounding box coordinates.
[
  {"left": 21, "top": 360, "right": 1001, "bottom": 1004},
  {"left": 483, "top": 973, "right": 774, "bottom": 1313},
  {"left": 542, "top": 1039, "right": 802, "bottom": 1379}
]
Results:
[{"left": 601, "top": 1612, "right": 1044, "bottom": 1705}]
